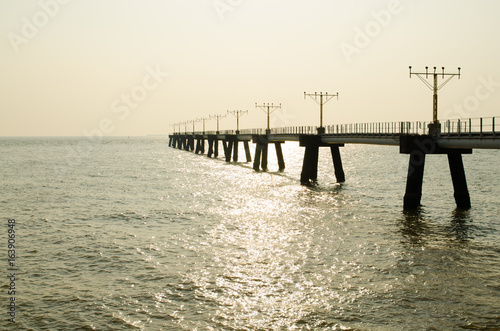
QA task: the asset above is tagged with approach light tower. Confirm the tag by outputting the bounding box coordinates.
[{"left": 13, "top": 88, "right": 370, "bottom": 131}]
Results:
[
  {"left": 255, "top": 103, "right": 281, "bottom": 134},
  {"left": 409, "top": 66, "right": 461, "bottom": 134},
  {"left": 304, "top": 91, "right": 338, "bottom": 134},
  {"left": 189, "top": 119, "right": 199, "bottom": 134},
  {"left": 198, "top": 117, "right": 210, "bottom": 134},
  {"left": 227, "top": 110, "right": 248, "bottom": 134},
  {"left": 210, "top": 114, "right": 226, "bottom": 134}
]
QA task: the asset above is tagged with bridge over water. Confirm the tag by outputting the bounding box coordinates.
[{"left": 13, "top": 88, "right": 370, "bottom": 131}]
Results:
[{"left": 169, "top": 117, "right": 499, "bottom": 210}]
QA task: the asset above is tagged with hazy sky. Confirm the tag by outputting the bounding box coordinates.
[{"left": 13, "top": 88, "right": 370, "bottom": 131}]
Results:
[{"left": 2, "top": 0, "right": 500, "bottom": 136}]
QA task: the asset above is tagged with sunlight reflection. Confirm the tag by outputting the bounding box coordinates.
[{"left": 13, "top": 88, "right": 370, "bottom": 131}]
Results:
[{"left": 181, "top": 200, "right": 375, "bottom": 329}]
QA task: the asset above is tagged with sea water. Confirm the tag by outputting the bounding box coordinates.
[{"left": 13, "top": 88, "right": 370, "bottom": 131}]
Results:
[{"left": 1, "top": 137, "right": 499, "bottom": 330}]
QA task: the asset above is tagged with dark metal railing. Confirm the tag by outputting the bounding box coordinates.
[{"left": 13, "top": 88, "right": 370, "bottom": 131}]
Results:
[
  {"left": 440, "top": 117, "right": 497, "bottom": 137},
  {"left": 170, "top": 117, "right": 498, "bottom": 138}
]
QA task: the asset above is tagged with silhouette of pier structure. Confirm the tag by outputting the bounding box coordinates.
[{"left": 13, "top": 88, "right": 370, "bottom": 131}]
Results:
[
  {"left": 168, "top": 67, "right": 499, "bottom": 210},
  {"left": 169, "top": 117, "right": 499, "bottom": 210}
]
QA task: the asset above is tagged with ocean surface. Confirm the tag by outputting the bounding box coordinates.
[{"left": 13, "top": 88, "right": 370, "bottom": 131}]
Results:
[{"left": 1, "top": 136, "right": 500, "bottom": 330}]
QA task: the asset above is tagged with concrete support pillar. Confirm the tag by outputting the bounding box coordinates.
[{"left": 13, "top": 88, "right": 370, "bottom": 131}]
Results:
[
  {"left": 233, "top": 141, "right": 239, "bottom": 162},
  {"left": 300, "top": 142, "right": 319, "bottom": 184},
  {"left": 400, "top": 134, "right": 472, "bottom": 210},
  {"left": 310, "top": 144, "right": 319, "bottom": 182},
  {"left": 275, "top": 142, "right": 285, "bottom": 171},
  {"left": 261, "top": 143, "right": 268, "bottom": 171},
  {"left": 253, "top": 136, "right": 271, "bottom": 171},
  {"left": 448, "top": 153, "right": 471, "bottom": 209},
  {"left": 214, "top": 138, "right": 219, "bottom": 158},
  {"left": 253, "top": 143, "right": 262, "bottom": 171},
  {"left": 168, "top": 137, "right": 172, "bottom": 147},
  {"left": 403, "top": 152, "right": 425, "bottom": 210},
  {"left": 330, "top": 145, "right": 345, "bottom": 182},
  {"left": 207, "top": 137, "right": 214, "bottom": 157},
  {"left": 195, "top": 138, "right": 201, "bottom": 154},
  {"left": 225, "top": 140, "right": 233, "bottom": 162},
  {"left": 244, "top": 141, "right": 252, "bottom": 162}
]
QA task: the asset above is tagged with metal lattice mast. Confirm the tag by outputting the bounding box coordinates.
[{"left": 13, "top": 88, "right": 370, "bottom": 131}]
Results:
[
  {"left": 255, "top": 103, "right": 281, "bottom": 134},
  {"left": 210, "top": 114, "right": 226, "bottom": 134},
  {"left": 304, "top": 92, "right": 339, "bottom": 130},
  {"left": 409, "top": 66, "right": 461, "bottom": 126},
  {"left": 227, "top": 110, "right": 248, "bottom": 133}
]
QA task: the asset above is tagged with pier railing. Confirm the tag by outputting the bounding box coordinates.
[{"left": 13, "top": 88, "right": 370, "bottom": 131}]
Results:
[
  {"left": 264, "top": 126, "right": 318, "bottom": 135},
  {"left": 441, "top": 117, "right": 497, "bottom": 136},
  {"left": 325, "top": 121, "right": 429, "bottom": 136},
  {"left": 172, "top": 117, "right": 498, "bottom": 137}
]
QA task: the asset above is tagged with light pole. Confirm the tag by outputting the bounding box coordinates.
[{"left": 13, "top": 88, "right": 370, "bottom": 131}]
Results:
[
  {"left": 191, "top": 119, "right": 197, "bottom": 134},
  {"left": 304, "top": 91, "right": 338, "bottom": 134},
  {"left": 409, "top": 66, "right": 461, "bottom": 134},
  {"left": 255, "top": 103, "right": 281, "bottom": 134},
  {"left": 227, "top": 110, "right": 248, "bottom": 134},
  {"left": 210, "top": 114, "right": 226, "bottom": 134},
  {"left": 198, "top": 117, "right": 209, "bottom": 134}
]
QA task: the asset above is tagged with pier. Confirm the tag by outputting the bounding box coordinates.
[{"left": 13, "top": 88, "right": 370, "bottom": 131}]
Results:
[{"left": 169, "top": 117, "right": 499, "bottom": 210}]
